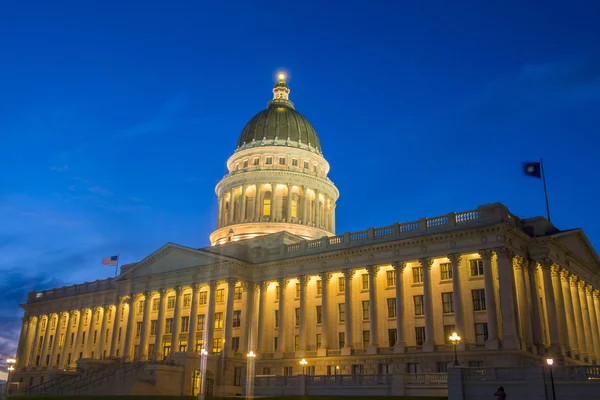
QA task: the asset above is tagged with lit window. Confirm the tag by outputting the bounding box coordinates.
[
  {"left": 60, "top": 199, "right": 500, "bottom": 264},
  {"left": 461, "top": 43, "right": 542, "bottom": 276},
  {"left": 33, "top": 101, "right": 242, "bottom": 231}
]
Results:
[
  {"left": 362, "top": 274, "right": 369, "bottom": 290},
  {"left": 386, "top": 270, "right": 395, "bottom": 287},
  {"left": 316, "top": 280, "right": 322, "bottom": 295},
  {"left": 197, "top": 314, "right": 205, "bottom": 331},
  {"left": 214, "top": 312, "right": 223, "bottom": 329},
  {"left": 291, "top": 199, "right": 298, "bottom": 218},
  {"left": 387, "top": 298, "right": 396, "bottom": 318},
  {"left": 234, "top": 286, "right": 243, "bottom": 300},
  {"left": 195, "top": 338, "right": 204, "bottom": 352},
  {"left": 440, "top": 263, "right": 453, "bottom": 280},
  {"left": 414, "top": 295, "right": 424, "bottom": 316},
  {"left": 181, "top": 316, "right": 190, "bottom": 333},
  {"left": 412, "top": 267, "right": 423, "bottom": 283},
  {"left": 442, "top": 292, "right": 454, "bottom": 313},
  {"left": 362, "top": 300, "right": 369, "bottom": 320},
  {"left": 263, "top": 199, "right": 271, "bottom": 216},
  {"left": 150, "top": 320, "right": 157, "bottom": 335},
  {"left": 470, "top": 259, "right": 484, "bottom": 276},
  {"left": 338, "top": 277, "right": 345, "bottom": 292},
  {"left": 212, "top": 338, "right": 222, "bottom": 353},
  {"left": 165, "top": 318, "right": 173, "bottom": 334},
  {"left": 199, "top": 292, "right": 207, "bottom": 305},
  {"left": 295, "top": 283, "right": 300, "bottom": 298},
  {"left": 295, "top": 308, "right": 300, "bottom": 326},
  {"left": 167, "top": 296, "right": 175, "bottom": 309},
  {"left": 338, "top": 303, "right": 345, "bottom": 322},
  {"left": 183, "top": 293, "right": 191, "bottom": 307},
  {"left": 152, "top": 298, "right": 159, "bottom": 311},
  {"left": 216, "top": 289, "right": 225, "bottom": 303},
  {"left": 316, "top": 305, "right": 322, "bottom": 324}
]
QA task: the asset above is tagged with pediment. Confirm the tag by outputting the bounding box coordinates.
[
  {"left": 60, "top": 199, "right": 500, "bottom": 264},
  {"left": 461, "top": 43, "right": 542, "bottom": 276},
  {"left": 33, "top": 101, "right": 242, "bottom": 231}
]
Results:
[
  {"left": 551, "top": 229, "right": 600, "bottom": 270},
  {"left": 120, "top": 243, "right": 239, "bottom": 279}
]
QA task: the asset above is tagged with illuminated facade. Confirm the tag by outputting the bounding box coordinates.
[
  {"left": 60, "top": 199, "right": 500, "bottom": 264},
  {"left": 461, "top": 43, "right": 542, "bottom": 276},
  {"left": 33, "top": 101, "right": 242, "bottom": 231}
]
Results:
[{"left": 11, "top": 76, "right": 600, "bottom": 397}]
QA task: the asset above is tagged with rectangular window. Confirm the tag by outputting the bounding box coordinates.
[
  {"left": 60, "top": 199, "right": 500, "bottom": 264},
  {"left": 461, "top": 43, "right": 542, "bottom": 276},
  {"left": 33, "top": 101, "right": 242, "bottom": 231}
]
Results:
[
  {"left": 437, "top": 362, "right": 450, "bottom": 373},
  {"left": 92, "top": 331, "right": 97, "bottom": 344},
  {"left": 283, "top": 366, "right": 293, "bottom": 376},
  {"left": 279, "top": 157, "right": 286, "bottom": 165},
  {"left": 388, "top": 329, "right": 397, "bottom": 347},
  {"left": 415, "top": 327, "right": 426, "bottom": 346},
  {"left": 412, "top": 267, "right": 423, "bottom": 283},
  {"left": 469, "top": 361, "right": 484, "bottom": 367},
  {"left": 262, "top": 367, "right": 271, "bottom": 375},
  {"left": 291, "top": 199, "right": 298, "bottom": 218},
  {"left": 199, "top": 292, "right": 207, "bottom": 305},
  {"left": 181, "top": 316, "right": 190, "bottom": 333},
  {"left": 216, "top": 288, "right": 225, "bottom": 303},
  {"left": 274, "top": 336, "right": 278, "bottom": 351},
  {"left": 265, "top": 156, "right": 272, "bottom": 165},
  {"left": 53, "top": 316, "right": 57, "bottom": 327},
  {"left": 338, "top": 332, "right": 345, "bottom": 348},
  {"left": 292, "top": 158, "right": 298, "bottom": 167},
  {"left": 295, "top": 335, "right": 299, "bottom": 350},
  {"left": 414, "top": 295, "right": 424, "bottom": 316},
  {"left": 338, "top": 303, "right": 345, "bottom": 322},
  {"left": 444, "top": 324, "right": 456, "bottom": 344},
  {"left": 274, "top": 309, "right": 279, "bottom": 328},
  {"left": 316, "top": 279, "right": 322, "bottom": 295},
  {"left": 195, "top": 338, "right": 204, "bottom": 352},
  {"left": 183, "top": 293, "right": 191, "bottom": 307},
  {"left": 440, "top": 262, "right": 453, "bottom": 280},
  {"left": 378, "top": 363, "right": 390, "bottom": 374},
  {"left": 362, "top": 330, "right": 370, "bottom": 348},
  {"left": 472, "top": 289, "right": 486, "bottom": 311},
  {"left": 362, "top": 300, "right": 370, "bottom": 320},
  {"left": 387, "top": 298, "right": 397, "bottom": 318},
  {"left": 231, "top": 336, "right": 240, "bottom": 352},
  {"left": 253, "top": 157, "right": 259, "bottom": 166},
  {"left": 470, "top": 259, "right": 484, "bottom": 276},
  {"left": 475, "top": 323, "right": 489, "bottom": 344},
  {"left": 165, "top": 318, "right": 173, "bottom": 334},
  {"left": 338, "top": 277, "right": 345, "bottom": 292},
  {"left": 179, "top": 339, "right": 187, "bottom": 352},
  {"left": 352, "top": 364, "right": 364, "bottom": 375},
  {"left": 295, "top": 308, "right": 300, "bottom": 326},
  {"left": 316, "top": 305, "right": 322, "bottom": 324},
  {"left": 150, "top": 320, "right": 157, "bottom": 335},
  {"left": 197, "top": 314, "right": 206, "bottom": 331},
  {"left": 70, "top": 332, "right": 74, "bottom": 346},
  {"left": 263, "top": 199, "right": 271, "bottom": 216},
  {"left": 442, "top": 292, "right": 454, "bottom": 313},
  {"left": 362, "top": 273, "right": 369, "bottom": 290},
  {"left": 212, "top": 338, "right": 222, "bottom": 353},
  {"left": 313, "top": 164, "right": 318, "bottom": 173},
  {"left": 233, "top": 310, "right": 241, "bottom": 328},
  {"left": 242, "top": 160, "right": 248, "bottom": 169},
  {"left": 386, "top": 270, "right": 395, "bottom": 287},
  {"left": 167, "top": 296, "right": 175, "bottom": 309},
  {"left": 295, "top": 283, "right": 300, "bottom": 298},
  {"left": 234, "top": 286, "right": 243, "bottom": 300},
  {"left": 152, "top": 298, "right": 160, "bottom": 312},
  {"left": 233, "top": 366, "right": 242, "bottom": 386},
  {"left": 138, "top": 300, "right": 144, "bottom": 314},
  {"left": 214, "top": 312, "right": 223, "bottom": 329},
  {"left": 58, "top": 333, "right": 65, "bottom": 347},
  {"left": 316, "top": 333, "right": 322, "bottom": 349},
  {"left": 303, "top": 161, "right": 309, "bottom": 169}
]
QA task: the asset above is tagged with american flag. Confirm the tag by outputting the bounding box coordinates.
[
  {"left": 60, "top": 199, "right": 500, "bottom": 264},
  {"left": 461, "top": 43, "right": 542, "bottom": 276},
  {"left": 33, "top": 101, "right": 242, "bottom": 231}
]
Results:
[{"left": 102, "top": 255, "right": 119, "bottom": 266}]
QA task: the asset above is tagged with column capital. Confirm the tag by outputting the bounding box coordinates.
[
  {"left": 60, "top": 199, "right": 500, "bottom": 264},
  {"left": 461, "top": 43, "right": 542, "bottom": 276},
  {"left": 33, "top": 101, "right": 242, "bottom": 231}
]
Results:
[
  {"left": 419, "top": 257, "right": 433, "bottom": 269},
  {"left": 569, "top": 274, "right": 580, "bottom": 287},
  {"left": 174, "top": 285, "right": 183, "bottom": 295},
  {"left": 299, "top": 275, "right": 310, "bottom": 287},
  {"left": 278, "top": 277, "right": 290, "bottom": 288},
  {"left": 577, "top": 279, "right": 587, "bottom": 290},
  {"left": 550, "top": 264, "right": 562, "bottom": 277},
  {"left": 319, "top": 272, "right": 332, "bottom": 283},
  {"left": 143, "top": 290, "right": 153, "bottom": 298},
  {"left": 560, "top": 269, "right": 571, "bottom": 282},
  {"left": 447, "top": 253, "right": 462, "bottom": 265},
  {"left": 494, "top": 247, "right": 515, "bottom": 260},
  {"left": 191, "top": 283, "right": 201, "bottom": 292},
  {"left": 593, "top": 289, "right": 600, "bottom": 300},
  {"left": 209, "top": 281, "right": 219, "bottom": 290},
  {"left": 59, "top": 311, "right": 69, "bottom": 318},
  {"left": 391, "top": 261, "right": 406, "bottom": 272},
  {"left": 536, "top": 259, "right": 554, "bottom": 271},
  {"left": 227, "top": 277, "right": 238, "bottom": 287},
  {"left": 159, "top": 288, "right": 169, "bottom": 296},
  {"left": 585, "top": 285, "right": 595, "bottom": 295},
  {"left": 512, "top": 255, "right": 524, "bottom": 269},
  {"left": 366, "top": 265, "right": 380, "bottom": 277},
  {"left": 341, "top": 268, "right": 355, "bottom": 279},
  {"left": 478, "top": 249, "right": 494, "bottom": 260},
  {"left": 259, "top": 281, "right": 269, "bottom": 291}
]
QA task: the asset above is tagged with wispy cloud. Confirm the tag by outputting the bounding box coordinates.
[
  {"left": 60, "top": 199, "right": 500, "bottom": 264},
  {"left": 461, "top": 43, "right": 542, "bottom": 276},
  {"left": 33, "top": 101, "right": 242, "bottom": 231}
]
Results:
[
  {"left": 50, "top": 164, "right": 69, "bottom": 172},
  {"left": 119, "top": 94, "right": 191, "bottom": 137}
]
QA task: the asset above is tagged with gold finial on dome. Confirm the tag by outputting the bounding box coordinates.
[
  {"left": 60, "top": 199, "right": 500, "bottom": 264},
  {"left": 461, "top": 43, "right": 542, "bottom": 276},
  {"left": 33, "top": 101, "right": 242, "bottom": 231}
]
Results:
[
  {"left": 271, "top": 71, "right": 292, "bottom": 106},
  {"left": 278, "top": 73, "right": 286, "bottom": 81}
]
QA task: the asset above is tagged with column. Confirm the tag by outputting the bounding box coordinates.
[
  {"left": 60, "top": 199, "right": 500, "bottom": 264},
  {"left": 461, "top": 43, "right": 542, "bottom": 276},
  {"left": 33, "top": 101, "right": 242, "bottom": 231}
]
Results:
[
  {"left": 552, "top": 267, "right": 569, "bottom": 354},
  {"left": 286, "top": 184, "right": 292, "bottom": 221},
  {"left": 58, "top": 311, "right": 73, "bottom": 367},
  {"left": 393, "top": 262, "right": 406, "bottom": 353},
  {"left": 331, "top": 203, "right": 336, "bottom": 233},
  {"left": 561, "top": 271, "right": 579, "bottom": 356},
  {"left": 585, "top": 286, "right": 600, "bottom": 361},
  {"left": 97, "top": 306, "right": 110, "bottom": 358},
  {"left": 238, "top": 185, "right": 247, "bottom": 222},
  {"left": 318, "top": 272, "right": 331, "bottom": 356},
  {"left": 223, "top": 278, "right": 237, "bottom": 358},
  {"left": 420, "top": 258, "right": 435, "bottom": 352},
  {"left": 16, "top": 316, "right": 30, "bottom": 368},
  {"left": 123, "top": 296, "right": 137, "bottom": 360},
  {"left": 244, "top": 282, "right": 256, "bottom": 352},
  {"left": 297, "top": 275, "right": 309, "bottom": 356},
  {"left": 138, "top": 292, "right": 153, "bottom": 359},
  {"left": 188, "top": 284, "right": 200, "bottom": 349},
  {"left": 27, "top": 316, "right": 41, "bottom": 369},
  {"left": 578, "top": 281, "right": 593, "bottom": 361},
  {"left": 153, "top": 289, "right": 168, "bottom": 358},
  {"left": 324, "top": 196, "right": 329, "bottom": 231},
  {"left": 494, "top": 248, "right": 521, "bottom": 349},
  {"left": 110, "top": 299, "right": 124, "bottom": 358},
  {"left": 217, "top": 195, "right": 224, "bottom": 227},
  {"left": 448, "top": 254, "right": 465, "bottom": 349},
  {"left": 256, "top": 282, "right": 267, "bottom": 353},
  {"left": 253, "top": 184, "right": 261, "bottom": 222},
  {"left": 275, "top": 278, "right": 288, "bottom": 357},
  {"left": 514, "top": 259, "right": 533, "bottom": 350},
  {"left": 479, "top": 250, "right": 499, "bottom": 349},
  {"left": 302, "top": 186, "right": 309, "bottom": 224},
  {"left": 539, "top": 260, "right": 561, "bottom": 355},
  {"left": 314, "top": 189, "right": 320, "bottom": 227},
  {"left": 205, "top": 281, "right": 218, "bottom": 354},
  {"left": 51, "top": 313, "right": 68, "bottom": 366},
  {"left": 74, "top": 309, "right": 87, "bottom": 360},
  {"left": 227, "top": 189, "right": 235, "bottom": 224},
  {"left": 367, "top": 265, "right": 379, "bottom": 354},
  {"left": 170, "top": 286, "right": 183, "bottom": 352},
  {"left": 40, "top": 313, "right": 54, "bottom": 366},
  {"left": 85, "top": 309, "right": 98, "bottom": 358},
  {"left": 341, "top": 269, "right": 354, "bottom": 356},
  {"left": 527, "top": 261, "right": 544, "bottom": 353},
  {"left": 571, "top": 277, "right": 588, "bottom": 357},
  {"left": 595, "top": 291, "right": 600, "bottom": 343}
]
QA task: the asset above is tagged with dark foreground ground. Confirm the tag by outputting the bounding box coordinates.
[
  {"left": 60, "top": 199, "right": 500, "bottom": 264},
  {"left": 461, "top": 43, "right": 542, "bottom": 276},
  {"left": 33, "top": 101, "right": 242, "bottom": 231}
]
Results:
[{"left": 11, "top": 396, "right": 447, "bottom": 400}]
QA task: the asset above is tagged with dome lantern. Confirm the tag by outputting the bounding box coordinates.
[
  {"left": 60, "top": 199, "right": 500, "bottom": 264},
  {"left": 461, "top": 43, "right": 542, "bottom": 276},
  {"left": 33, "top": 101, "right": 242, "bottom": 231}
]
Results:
[{"left": 268, "top": 73, "right": 294, "bottom": 109}]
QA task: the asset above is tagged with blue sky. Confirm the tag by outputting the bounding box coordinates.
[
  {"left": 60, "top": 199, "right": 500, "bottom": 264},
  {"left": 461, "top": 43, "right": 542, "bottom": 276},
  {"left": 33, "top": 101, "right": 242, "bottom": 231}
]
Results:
[{"left": 1, "top": 0, "right": 599, "bottom": 366}]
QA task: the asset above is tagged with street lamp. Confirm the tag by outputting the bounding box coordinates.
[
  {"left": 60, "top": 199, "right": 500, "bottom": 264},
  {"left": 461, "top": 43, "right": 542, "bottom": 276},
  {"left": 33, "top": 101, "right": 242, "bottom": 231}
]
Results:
[
  {"left": 335, "top": 365, "right": 339, "bottom": 376},
  {"left": 5, "top": 357, "right": 16, "bottom": 397},
  {"left": 246, "top": 351, "right": 257, "bottom": 399},
  {"left": 449, "top": 332, "right": 461, "bottom": 366},
  {"left": 299, "top": 358, "right": 308, "bottom": 375},
  {"left": 546, "top": 358, "right": 556, "bottom": 400}
]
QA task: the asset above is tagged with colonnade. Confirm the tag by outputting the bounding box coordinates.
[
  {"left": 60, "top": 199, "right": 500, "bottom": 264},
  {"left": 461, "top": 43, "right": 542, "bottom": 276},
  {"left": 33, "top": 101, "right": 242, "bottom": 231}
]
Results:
[{"left": 217, "top": 183, "right": 335, "bottom": 231}]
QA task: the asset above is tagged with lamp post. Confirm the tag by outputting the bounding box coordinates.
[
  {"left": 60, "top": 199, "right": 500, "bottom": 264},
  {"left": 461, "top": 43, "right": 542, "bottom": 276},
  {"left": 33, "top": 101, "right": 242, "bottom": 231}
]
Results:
[
  {"left": 5, "top": 357, "right": 16, "bottom": 398},
  {"left": 199, "top": 349, "right": 208, "bottom": 400},
  {"left": 546, "top": 358, "right": 556, "bottom": 400},
  {"left": 246, "top": 351, "right": 256, "bottom": 399},
  {"left": 335, "top": 365, "right": 339, "bottom": 376},
  {"left": 299, "top": 359, "right": 308, "bottom": 375},
  {"left": 449, "top": 332, "right": 461, "bottom": 366}
]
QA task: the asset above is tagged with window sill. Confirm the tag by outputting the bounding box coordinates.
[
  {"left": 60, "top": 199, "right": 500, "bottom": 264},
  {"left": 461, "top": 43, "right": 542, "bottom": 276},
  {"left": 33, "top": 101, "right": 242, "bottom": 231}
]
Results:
[
  {"left": 469, "top": 276, "right": 485, "bottom": 281},
  {"left": 439, "top": 279, "right": 453, "bottom": 284},
  {"left": 411, "top": 283, "right": 424, "bottom": 287},
  {"left": 414, "top": 315, "right": 425, "bottom": 319},
  {"left": 385, "top": 286, "right": 396, "bottom": 290}
]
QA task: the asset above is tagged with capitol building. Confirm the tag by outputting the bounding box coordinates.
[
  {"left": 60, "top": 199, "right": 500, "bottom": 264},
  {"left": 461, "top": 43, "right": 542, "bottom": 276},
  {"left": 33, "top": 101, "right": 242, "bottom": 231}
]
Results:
[{"left": 10, "top": 75, "right": 600, "bottom": 397}]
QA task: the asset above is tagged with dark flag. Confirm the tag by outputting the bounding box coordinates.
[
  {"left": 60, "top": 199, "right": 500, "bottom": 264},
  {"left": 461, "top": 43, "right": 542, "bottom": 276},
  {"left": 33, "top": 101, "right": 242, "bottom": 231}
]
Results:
[{"left": 523, "top": 162, "right": 542, "bottom": 178}]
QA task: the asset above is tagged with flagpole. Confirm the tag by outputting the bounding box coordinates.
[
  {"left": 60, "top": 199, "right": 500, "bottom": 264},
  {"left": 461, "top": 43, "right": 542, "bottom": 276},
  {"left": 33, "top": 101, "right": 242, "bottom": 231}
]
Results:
[
  {"left": 540, "top": 158, "right": 551, "bottom": 222},
  {"left": 114, "top": 253, "right": 120, "bottom": 278}
]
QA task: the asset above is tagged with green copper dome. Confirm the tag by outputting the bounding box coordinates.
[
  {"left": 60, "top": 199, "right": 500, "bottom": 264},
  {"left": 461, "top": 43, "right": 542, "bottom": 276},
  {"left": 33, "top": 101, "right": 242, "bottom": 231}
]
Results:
[{"left": 235, "top": 76, "right": 322, "bottom": 154}]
